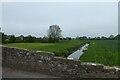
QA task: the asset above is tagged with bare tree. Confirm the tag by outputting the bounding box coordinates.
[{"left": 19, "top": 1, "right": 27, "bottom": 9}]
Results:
[
  {"left": 109, "top": 35, "right": 114, "bottom": 39},
  {"left": 48, "top": 25, "right": 62, "bottom": 42}
]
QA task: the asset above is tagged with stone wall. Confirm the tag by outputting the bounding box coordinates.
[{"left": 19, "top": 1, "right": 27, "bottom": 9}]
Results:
[{"left": 2, "top": 46, "right": 120, "bottom": 78}]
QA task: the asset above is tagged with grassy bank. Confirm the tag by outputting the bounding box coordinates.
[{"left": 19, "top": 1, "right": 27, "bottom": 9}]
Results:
[
  {"left": 4, "top": 40, "right": 85, "bottom": 57},
  {"left": 80, "top": 40, "right": 119, "bottom": 66}
]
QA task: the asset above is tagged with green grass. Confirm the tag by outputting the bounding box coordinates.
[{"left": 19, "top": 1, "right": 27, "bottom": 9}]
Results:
[
  {"left": 80, "top": 40, "right": 119, "bottom": 66},
  {"left": 3, "top": 40, "right": 84, "bottom": 57},
  {"left": 3, "top": 40, "right": 119, "bottom": 66}
]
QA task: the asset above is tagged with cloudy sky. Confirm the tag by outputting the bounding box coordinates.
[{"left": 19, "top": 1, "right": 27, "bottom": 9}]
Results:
[{"left": 1, "top": 1, "right": 118, "bottom": 38}]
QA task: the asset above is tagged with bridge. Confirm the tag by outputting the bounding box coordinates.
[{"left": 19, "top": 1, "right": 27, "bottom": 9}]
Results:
[{"left": 1, "top": 46, "right": 120, "bottom": 78}]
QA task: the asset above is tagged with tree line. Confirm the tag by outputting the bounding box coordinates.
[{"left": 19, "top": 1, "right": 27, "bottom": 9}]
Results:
[
  {"left": 0, "top": 25, "right": 62, "bottom": 43},
  {"left": 1, "top": 33, "right": 119, "bottom": 44},
  {"left": 76, "top": 34, "right": 120, "bottom": 40},
  {"left": 0, "top": 25, "right": 120, "bottom": 43}
]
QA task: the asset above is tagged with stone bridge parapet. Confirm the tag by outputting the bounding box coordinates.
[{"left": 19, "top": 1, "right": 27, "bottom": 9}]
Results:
[{"left": 2, "top": 46, "right": 120, "bottom": 78}]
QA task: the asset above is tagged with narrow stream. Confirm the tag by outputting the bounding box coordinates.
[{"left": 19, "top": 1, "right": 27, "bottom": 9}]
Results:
[{"left": 67, "top": 43, "right": 89, "bottom": 60}]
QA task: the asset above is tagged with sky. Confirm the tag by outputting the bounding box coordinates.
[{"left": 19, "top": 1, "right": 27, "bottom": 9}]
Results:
[
  {"left": 1, "top": 0, "right": 119, "bottom": 2},
  {"left": 1, "top": 1, "right": 118, "bottom": 38}
]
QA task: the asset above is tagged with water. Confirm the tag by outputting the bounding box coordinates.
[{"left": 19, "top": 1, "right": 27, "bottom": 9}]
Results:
[{"left": 67, "top": 43, "right": 89, "bottom": 60}]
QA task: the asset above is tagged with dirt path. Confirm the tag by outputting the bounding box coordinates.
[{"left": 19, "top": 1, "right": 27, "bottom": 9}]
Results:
[{"left": 2, "top": 67, "right": 59, "bottom": 78}]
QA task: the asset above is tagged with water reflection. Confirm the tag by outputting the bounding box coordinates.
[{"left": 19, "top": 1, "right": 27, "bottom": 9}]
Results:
[{"left": 67, "top": 43, "right": 89, "bottom": 60}]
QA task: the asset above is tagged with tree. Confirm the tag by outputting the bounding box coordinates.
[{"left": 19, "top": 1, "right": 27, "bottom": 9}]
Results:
[
  {"left": 96, "top": 37, "right": 100, "bottom": 40},
  {"left": 0, "top": 28, "right": 1, "bottom": 43},
  {"left": 48, "top": 25, "right": 62, "bottom": 42},
  {"left": 115, "top": 34, "right": 120, "bottom": 40},
  {"left": 15, "top": 37, "right": 22, "bottom": 43},
  {"left": 19, "top": 35, "right": 24, "bottom": 42},
  {"left": 24, "top": 35, "right": 34, "bottom": 43},
  {"left": 109, "top": 35, "right": 114, "bottom": 40},
  {"left": 0, "top": 32, "right": 2, "bottom": 43},
  {"left": 101, "top": 36, "right": 107, "bottom": 40},
  {"left": 9, "top": 35, "right": 16, "bottom": 43},
  {"left": 76, "top": 36, "right": 79, "bottom": 39}
]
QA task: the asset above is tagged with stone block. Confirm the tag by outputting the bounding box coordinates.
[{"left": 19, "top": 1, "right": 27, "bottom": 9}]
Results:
[
  {"left": 103, "top": 66, "right": 117, "bottom": 74},
  {"left": 81, "top": 62, "right": 104, "bottom": 73}
]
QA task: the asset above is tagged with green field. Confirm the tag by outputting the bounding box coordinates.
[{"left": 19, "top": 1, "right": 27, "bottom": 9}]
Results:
[
  {"left": 3, "top": 40, "right": 84, "bottom": 57},
  {"left": 80, "top": 40, "right": 119, "bottom": 66},
  {"left": 3, "top": 40, "right": 119, "bottom": 66}
]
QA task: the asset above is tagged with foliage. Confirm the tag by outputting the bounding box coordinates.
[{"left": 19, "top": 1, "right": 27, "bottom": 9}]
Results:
[
  {"left": 48, "top": 25, "right": 62, "bottom": 42},
  {"left": 1, "top": 32, "right": 119, "bottom": 44},
  {"left": 24, "top": 35, "right": 34, "bottom": 43},
  {"left": 9, "top": 35, "right": 16, "bottom": 43}
]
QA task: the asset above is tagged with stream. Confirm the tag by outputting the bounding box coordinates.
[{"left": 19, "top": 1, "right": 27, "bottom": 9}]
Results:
[{"left": 67, "top": 43, "right": 89, "bottom": 60}]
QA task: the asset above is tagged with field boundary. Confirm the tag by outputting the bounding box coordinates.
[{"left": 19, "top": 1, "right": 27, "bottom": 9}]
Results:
[{"left": 2, "top": 46, "right": 120, "bottom": 78}]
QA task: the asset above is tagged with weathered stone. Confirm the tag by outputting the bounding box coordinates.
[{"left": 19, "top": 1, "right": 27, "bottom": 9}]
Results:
[
  {"left": 2, "top": 46, "right": 119, "bottom": 78},
  {"left": 81, "top": 62, "right": 104, "bottom": 73},
  {"left": 103, "top": 66, "right": 118, "bottom": 74}
]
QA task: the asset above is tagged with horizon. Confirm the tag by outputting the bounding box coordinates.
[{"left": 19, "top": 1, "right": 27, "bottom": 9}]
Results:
[{"left": 2, "top": 32, "right": 119, "bottom": 38}]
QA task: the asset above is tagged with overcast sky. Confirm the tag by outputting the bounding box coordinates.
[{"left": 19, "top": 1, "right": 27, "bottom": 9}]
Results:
[{"left": 1, "top": 2, "right": 118, "bottom": 38}]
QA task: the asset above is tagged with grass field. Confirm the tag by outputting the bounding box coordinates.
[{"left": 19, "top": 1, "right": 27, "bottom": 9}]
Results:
[
  {"left": 80, "top": 40, "right": 119, "bottom": 66},
  {"left": 4, "top": 40, "right": 84, "bottom": 57},
  {"left": 3, "top": 40, "right": 119, "bottom": 66}
]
